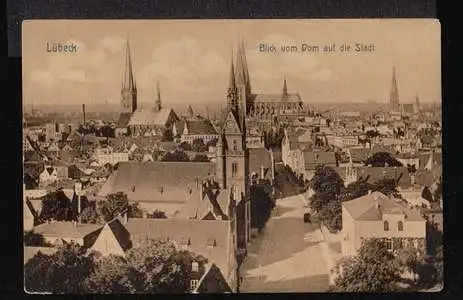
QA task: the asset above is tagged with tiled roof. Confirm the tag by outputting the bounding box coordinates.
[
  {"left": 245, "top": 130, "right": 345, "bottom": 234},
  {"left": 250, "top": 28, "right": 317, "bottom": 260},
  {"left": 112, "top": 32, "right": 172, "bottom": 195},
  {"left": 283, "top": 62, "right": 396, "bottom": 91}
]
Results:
[
  {"left": 343, "top": 191, "right": 424, "bottom": 222},
  {"left": 97, "top": 161, "right": 216, "bottom": 203},
  {"left": 184, "top": 119, "right": 218, "bottom": 135},
  {"left": 106, "top": 218, "right": 133, "bottom": 251},
  {"left": 128, "top": 108, "right": 176, "bottom": 127},
  {"left": 32, "top": 222, "right": 102, "bottom": 239},
  {"left": 303, "top": 151, "right": 337, "bottom": 170},
  {"left": 349, "top": 148, "right": 370, "bottom": 163},
  {"left": 357, "top": 166, "right": 412, "bottom": 189},
  {"left": 125, "top": 218, "right": 231, "bottom": 279},
  {"left": 116, "top": 113, "right": 133, "bottom": 128},
  {"left": 253, "top": 93, "right": 301, "bottom": 103},
  {"left": 249, "top": 148, "right": 273, "bottom": 180}
]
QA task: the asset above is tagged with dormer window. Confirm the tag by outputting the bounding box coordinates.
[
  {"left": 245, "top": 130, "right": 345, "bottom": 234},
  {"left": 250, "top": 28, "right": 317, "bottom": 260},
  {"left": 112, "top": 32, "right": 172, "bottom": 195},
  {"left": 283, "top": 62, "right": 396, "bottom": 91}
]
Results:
[{"left": 384, "top": 221, "right": 389, "bottom": 231}]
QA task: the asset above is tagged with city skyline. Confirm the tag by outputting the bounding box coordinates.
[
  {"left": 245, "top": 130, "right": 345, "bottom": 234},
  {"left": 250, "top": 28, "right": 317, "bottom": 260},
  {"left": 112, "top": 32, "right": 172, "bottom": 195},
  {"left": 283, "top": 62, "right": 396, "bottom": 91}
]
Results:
[{"left": 23, "top": 19, "right": 441, "bottom": 107}]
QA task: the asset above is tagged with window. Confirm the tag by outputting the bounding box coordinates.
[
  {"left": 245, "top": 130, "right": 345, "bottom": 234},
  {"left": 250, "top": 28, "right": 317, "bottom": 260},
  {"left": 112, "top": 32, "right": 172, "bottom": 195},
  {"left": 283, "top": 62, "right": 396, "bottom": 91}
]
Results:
[
  {"left": 398, "top": 221, "right": 404, "bottom": 231},
  {"left": 192, "top": 261, "right": 199, "bottom": 272},
  {"left": 232, "top": 162, "right": 238, "bottom": 177},
  {"left": 384, "top": 221, "right": 389, "bottom": 231},
  {"left": 233, "top": 140, "right": 238, "bottom": 151},
  {"left": 385, "top": 238, "right": 393, "bottom": 251},
  {"left": 190, "top": 279, "right": 199, "bottom": 291}
]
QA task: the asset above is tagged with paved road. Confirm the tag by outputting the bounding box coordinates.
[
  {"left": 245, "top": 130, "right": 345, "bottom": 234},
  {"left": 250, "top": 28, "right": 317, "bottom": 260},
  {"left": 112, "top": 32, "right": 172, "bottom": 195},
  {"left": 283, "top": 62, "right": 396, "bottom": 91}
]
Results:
[{"left": 239, "top": 194, "right": 331, "bottom": 293}]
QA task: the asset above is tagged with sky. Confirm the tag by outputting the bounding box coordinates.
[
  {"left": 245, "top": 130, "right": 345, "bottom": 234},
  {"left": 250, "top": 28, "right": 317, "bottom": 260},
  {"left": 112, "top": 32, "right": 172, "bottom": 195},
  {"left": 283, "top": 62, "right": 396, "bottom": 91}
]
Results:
[{"left": 22, "top": 19, "right": 441, "bottom": 107}]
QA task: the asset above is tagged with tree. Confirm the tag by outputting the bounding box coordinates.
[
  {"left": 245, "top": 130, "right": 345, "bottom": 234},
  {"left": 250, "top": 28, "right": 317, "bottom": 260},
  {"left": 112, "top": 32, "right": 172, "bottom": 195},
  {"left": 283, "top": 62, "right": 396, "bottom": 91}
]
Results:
[
  {"left": 161, "top": 150, "right": 190, "bottom": 162},
  {"left": 125, "top": 238, "right": 204, "bottom": 293},
  {"left": 24, "top": 230, "right": 50, "bottom": 247},
  {"left": 179, "top": 141, "right": 192, "bottom": 151},
  {"left": 192, "top": 154, "right": 210, "bottom": 162},
  {"left": 147, "top": 209, "right": 167, "bottom": 219},
  {"left": 309, "top": 165, "right": 344, "bottom": 213},
  {"left": 339, "top": 179, "right": 373, "bottom": 202},
  {"left": 332, "top": 238, "right": 401, "bottom": 292},
  {"left": 39, "top": 189, "right": 76, "bottom": 222},
  {"left": 365, "top": 130, "right": 380, "bottom": 139},
  {"left": 96, "top": 192, "right": 130, "bottom": 223},
  {"left": 80, "top": 205, "right": 103, "bottom": 224},
  {"left": 192, "top": 138, "right": 207, "bottom": 152},
  {"left": 318, "top": 200, "right": 342, "bottom": 232},
  {"left": 421, "top": 186, "right": 434, "bottom": 203},
  {"left": 364, "top": 152, "right": 403, "bottom": 167},
  {"left": 24, "top": 243, "right": 96, "bottom": 293},
  {"left": 372, "top": 178, "right": 400, "bottom": 198},
  {"left": 250, "top": 184, "right": 275, "bottom": 230},
  {"left": 83, "top": 255, "right": 141, "bottom": 293},
  {"left": 161, "top": 128, "right": 173, "bottom": 142}
]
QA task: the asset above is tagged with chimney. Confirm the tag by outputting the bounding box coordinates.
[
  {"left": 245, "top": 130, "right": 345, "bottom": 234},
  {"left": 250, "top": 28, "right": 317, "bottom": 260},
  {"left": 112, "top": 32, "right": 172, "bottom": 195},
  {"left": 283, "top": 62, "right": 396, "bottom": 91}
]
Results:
[{"left": 82, "top": 104, "right": 86, "bottom": 124}]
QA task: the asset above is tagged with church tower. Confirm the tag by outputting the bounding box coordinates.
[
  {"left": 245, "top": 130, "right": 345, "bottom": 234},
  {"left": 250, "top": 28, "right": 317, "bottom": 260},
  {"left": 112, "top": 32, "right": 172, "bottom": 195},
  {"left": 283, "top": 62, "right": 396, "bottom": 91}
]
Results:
[
  {"left": 282, "top": 77, "right": 289, "bottom": 101},
  {"left": 234, "top": 40, "right": 251, "bottom": 126},
  {"left": 121, "top": 38, "right": 137, "bottom": 113},
  {"left": 389, "top": 66, "right": 400, "bottom": 112},
  {"left": 154, "top": 81, "right": 162, "bottom": 111}
]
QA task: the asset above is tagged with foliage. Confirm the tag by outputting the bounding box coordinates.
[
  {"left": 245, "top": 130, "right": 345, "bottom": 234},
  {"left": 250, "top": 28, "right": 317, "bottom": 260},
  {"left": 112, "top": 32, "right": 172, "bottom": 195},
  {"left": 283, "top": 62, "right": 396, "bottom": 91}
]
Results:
[
  {"left": 24, "top": 230, "right": 51, "bottom": 247},
  {"left": 264, "top": 127, "right": 285, "bottom": 149},
  {"left": 273, "top": 165, "right": 305, "bottom": 198},
  {"left": 192, "top": 154, "right": 210, "bottom": 162},
  {"left": 24, "top": 243, "right": 96, "bottom": 293},
  {"left": 161, "top": 150, "right": 190, "bottom": 162},
  {"left": 332, "top": 238, "right": 401, "bottom": 292},
  {"left": 94, "top": 192, "right": 131, "bottom": 223},
  {"left": 206, "top": 138, "right": 218, "bottom": 148},
  {"left": 147, "top": 209, "right": 167, "bottom": 219},
  {"left": 179, "top": 141, "right": 192, "bottom": 151},
  {"left": 421, "top": 186, "right": 434, "bottom": 203},
  {"left": 365, "top": 130, "right": 380, "bottom": 139},
  {"left": 80, "top": 205, "right": 103, "bottom": 224},
  {"left": 318, "top": 200, "right": 342, "bottom": 232},
  {"left": 309, "top": 165, "right": 344, "bottom": 213},
  {"left": 83, "top": 255, "right": 141, "bottom": 293},
  {"left": 39, "top": 190, "right": 76, "bottom": 222},
  {"left": 161, "top": 128, "right": 173, "bottom": 142},
  {"left": 372, "top": 178, "right": 400, "bottom": 198},
  {"left": 364, "top": 152, "right": 403, "bottom": 167},
  {"left": 250, "top": 184, "right": 275, "bottom": 229},
  {"left": 192, "top": 138, "right": 208, "bottom": 153}
]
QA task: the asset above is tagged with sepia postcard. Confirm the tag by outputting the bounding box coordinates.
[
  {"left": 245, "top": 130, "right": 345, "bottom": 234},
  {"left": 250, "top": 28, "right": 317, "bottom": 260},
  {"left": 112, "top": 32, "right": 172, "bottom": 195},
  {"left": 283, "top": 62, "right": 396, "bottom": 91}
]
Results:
[{"left": 22, "top": 19, "right": 442, "bottom": 294}]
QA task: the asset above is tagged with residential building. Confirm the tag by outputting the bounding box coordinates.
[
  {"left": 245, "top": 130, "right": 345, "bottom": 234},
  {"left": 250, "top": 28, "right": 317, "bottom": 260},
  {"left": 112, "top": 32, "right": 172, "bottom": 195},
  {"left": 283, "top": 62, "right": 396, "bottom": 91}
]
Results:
[
  {"left": 341, "top": 191, "right": 426, "bottom": 258},
  {"left": 177, "top": 118, "right": 219, "bottom": 144},
  {"left": 31, "top": 221, "right": 103, "bottom": 247},
  {"left": 92, "top": 145, "right": 129, "bottom": 166}
]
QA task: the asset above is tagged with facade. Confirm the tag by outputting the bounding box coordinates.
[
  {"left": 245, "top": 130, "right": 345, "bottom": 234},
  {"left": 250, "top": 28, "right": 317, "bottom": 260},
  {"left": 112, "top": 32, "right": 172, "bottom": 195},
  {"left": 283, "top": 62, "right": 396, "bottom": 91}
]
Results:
[
  {"left": 92, "top": 146, "right": 129, "bottom": 166},
  {"left": 179, "top": 118, "right": 219, "bottom": 144},
  {"left": 341, "top": 191, "right": 426, "bottom": 258}
]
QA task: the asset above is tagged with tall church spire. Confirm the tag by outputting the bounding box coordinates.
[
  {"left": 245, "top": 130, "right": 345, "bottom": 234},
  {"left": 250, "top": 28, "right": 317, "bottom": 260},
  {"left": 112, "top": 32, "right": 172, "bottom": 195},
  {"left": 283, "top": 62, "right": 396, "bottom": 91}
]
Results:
[
  {"left": 155, "top": 81, "right": 162, "bottom": 111},
  {"left": 282, "top": 77, "right": 288, "bottom": 96},
  {"left": 121, "top": 36, "right": 137, "bottom": 113},
  {"left": 390, "top": 66, "right": 399, "bottom": 112},
  {"left": 227, "top": 52, "right": 238, "bottom": 111}
]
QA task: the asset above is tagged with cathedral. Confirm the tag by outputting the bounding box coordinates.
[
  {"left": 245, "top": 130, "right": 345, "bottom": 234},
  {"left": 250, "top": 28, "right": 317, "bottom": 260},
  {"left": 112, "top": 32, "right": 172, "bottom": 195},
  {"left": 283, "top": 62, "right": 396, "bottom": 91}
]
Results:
[
  {"left": 115, "top": 39, "right": 179, "bottom": 137},
  {"left": 389, "top": 66, "right": 420, "bottom": 115},
  {"left": 226, "top": 41, "right": 309, "bottom": 124}
]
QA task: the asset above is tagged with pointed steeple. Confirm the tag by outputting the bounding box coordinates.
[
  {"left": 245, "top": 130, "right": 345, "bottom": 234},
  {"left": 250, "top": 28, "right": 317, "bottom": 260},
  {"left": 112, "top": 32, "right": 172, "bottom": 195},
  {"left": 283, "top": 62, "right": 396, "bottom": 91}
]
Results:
[
  {"left": 390, "top": 66, "right": 399, "bottom": 112},
  {"left": 187, "top": 105, "right": 194, "bottom": 118},
  {"left": 155, "top": 81, "right": 162, "bottom": 111},
  {"left": 227, "top": 52, "right": 238, "bottom": 111},
  {"left": 123, "top": 37, "right": 136, "bottom": 91},
  {"left": 282, "top": 77, "right": 288, "bottom": 96},
  {"left": 235, "top": 40, "right": 250, "bottom": 92}
]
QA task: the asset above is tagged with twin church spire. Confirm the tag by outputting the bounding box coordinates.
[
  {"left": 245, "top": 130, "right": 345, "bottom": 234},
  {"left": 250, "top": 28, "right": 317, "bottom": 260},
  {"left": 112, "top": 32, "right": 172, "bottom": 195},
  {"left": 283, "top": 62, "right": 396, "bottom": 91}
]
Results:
[{"left": 121, "top": 36, "right": 162, "bottom": 113}]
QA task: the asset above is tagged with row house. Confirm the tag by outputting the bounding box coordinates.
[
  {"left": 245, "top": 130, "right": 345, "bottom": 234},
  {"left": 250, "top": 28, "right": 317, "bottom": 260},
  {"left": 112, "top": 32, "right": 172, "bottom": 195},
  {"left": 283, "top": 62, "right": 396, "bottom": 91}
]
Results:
[{"left": 92, "top": 146, "right": 129, "bottom": 166}]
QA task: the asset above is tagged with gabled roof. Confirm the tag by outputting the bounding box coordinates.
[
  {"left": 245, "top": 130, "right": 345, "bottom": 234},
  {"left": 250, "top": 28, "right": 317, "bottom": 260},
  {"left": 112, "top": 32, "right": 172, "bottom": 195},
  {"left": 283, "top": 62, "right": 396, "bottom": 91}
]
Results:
[
  {"left": 106, "top": 218, "right": 132, "bottom": 251},
  {"left": 125, "top": 218, "right": 231, "bottom": 278},
  {"left": 128, "top": 107, "right": 177, "bottom": 127},
  {"left": 97, "top": 161, "right": 216, "bottom": 203},
  {"left": 222, "top": 110, "right": 242, "bottom": 135},
  {"left": 249, "top": 148, "right": 273, "bottom": 180},
  {"left": 32, "top": 222, "right": 102, "bottom": 239},
  {"left": 184, "top": 119, "right": 218, "bottom": 135},
  {"left": 253, "top": 93, "right": 301, "bottom": 103},
  {"left": 342, "top": 191, "right": 424, "bottom": 222},
  {"left": 193, "top": 262, "right": 232, "bottom": 293}
]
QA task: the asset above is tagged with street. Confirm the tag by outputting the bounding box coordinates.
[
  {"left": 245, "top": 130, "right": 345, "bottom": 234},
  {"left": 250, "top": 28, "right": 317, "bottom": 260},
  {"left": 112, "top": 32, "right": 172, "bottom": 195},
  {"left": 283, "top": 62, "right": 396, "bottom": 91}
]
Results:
[{"left": 239, "top": 194, "right": 331, "bottom": 292}]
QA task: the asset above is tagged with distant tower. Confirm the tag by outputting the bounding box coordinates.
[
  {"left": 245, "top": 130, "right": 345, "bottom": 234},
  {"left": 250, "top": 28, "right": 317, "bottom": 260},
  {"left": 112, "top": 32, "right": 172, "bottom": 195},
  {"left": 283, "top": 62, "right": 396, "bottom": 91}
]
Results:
[
  {"left": 415, "top": 94, "right": 420, "bottom": 113},
  {"left": 121, "top": 37, "right": 137, "bottom": 113},
  {"left": 187, "top": 105, "right": 194, "bottom": 118},
  {"left": 282, "top": 77, "right": 288, "bottom": 100},
  {"left": 390, "top": 66, "right": 400, "bottom": 112},
  {"left": 155, "top": 81, "right": 162, "bottom": 111}
]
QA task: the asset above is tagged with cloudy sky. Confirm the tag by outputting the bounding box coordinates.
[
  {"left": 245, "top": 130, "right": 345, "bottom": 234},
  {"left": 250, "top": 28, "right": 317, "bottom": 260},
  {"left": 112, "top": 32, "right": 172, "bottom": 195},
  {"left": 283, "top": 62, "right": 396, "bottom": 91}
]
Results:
[{"left": 22, "top": 19, "right": 440, "bottom": 107}]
